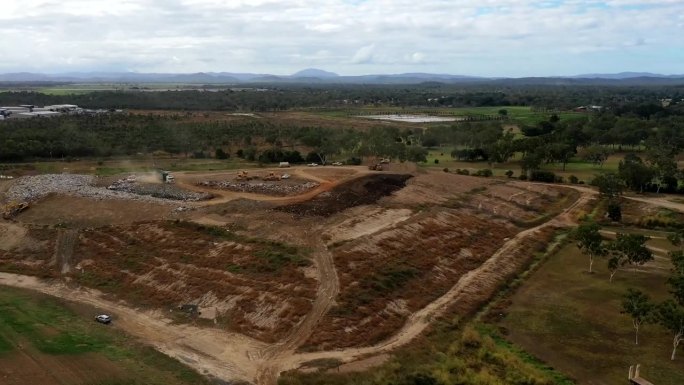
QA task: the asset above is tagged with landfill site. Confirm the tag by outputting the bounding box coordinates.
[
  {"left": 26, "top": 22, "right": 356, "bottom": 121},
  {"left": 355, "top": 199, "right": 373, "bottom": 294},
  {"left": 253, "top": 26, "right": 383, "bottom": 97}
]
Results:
[{"left": 0, "top": 164, "right": 595, "bottom": 384}]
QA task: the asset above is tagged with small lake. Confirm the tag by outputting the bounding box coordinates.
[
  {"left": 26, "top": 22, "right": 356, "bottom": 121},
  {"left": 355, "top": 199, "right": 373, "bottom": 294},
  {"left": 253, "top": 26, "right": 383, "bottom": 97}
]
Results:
[{"left": 359, "top": 114, "right": 463, "bottom": 123}]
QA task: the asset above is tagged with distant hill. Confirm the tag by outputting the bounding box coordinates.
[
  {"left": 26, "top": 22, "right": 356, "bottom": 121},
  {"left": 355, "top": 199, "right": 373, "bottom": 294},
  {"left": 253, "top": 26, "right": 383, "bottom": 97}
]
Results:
[
  {"left": 291, "top": 68, "right": 338, "bottom": 78},
  {"left": 1, "top": 70, "right": 683, "bottom": 85},
  {"left": 570, "top": 72, "right": 684, "bottom": 79}
]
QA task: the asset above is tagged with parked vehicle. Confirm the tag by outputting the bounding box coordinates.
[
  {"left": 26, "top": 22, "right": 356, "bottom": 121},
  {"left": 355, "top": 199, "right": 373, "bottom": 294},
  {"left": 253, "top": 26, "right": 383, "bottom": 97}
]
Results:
[{"left": 95, "top": 314, "right": 112, "bottom": 324}]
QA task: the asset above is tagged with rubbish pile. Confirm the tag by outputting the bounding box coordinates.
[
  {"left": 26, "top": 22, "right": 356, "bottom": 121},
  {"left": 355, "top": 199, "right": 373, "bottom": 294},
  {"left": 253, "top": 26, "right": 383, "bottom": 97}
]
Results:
[
  {"left": 5, "top": 174, "right": 209, "bottom": 204},
  {"left": 197, "top": 180, "right": 319, "bottom": 196},
  {"left": 108, "top": 177, "right": 212, "bottom": 201}
]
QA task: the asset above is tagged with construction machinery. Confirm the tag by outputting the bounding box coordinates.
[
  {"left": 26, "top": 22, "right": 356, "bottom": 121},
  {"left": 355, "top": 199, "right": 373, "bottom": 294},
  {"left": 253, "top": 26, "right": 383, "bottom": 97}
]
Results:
[
  {"left": 2, "top": 201, "right": 29, "bottom": 220},
  {"left": 368, "top": 163, "right": 384, "bottom": 171},
  {"left": 236, "top": 171, "right": 256, "bottom": 181},
  {"left": 262, "top": 172, "right": 280, "bottom": 181}
]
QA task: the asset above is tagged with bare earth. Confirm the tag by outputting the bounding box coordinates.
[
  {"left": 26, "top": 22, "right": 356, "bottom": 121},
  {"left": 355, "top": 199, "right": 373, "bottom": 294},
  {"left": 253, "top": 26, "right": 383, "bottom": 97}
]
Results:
[{"left": 2, "top": 168, "right": 648, "bottom": 385}]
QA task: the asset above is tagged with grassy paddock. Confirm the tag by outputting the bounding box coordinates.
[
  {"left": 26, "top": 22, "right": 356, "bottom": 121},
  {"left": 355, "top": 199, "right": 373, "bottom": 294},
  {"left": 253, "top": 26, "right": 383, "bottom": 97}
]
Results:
[
  {"left": 499, "top": 241, "right": 684, "bottom": 385},
  {"left": 0, "top": 286, "right": 212, "bottom": 385}
]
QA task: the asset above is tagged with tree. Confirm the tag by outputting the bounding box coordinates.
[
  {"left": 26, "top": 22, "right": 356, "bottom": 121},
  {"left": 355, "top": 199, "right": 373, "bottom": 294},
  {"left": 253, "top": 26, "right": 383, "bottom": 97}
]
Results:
[
  {"left": 618, "top": 154, "right": 653, "bottom": 193},
  {"left": 574, "top": 221, "right": 605, "bottom": 273},
  {"left": 592, "top": 173, "right": 623, "bottom": 200},
  {"left": 582, "top": 145, "right": 612, "bottom": 167},
  {"left": 608, "top": 233, "right": 653, "bottom": 282},
  {"left": 607, "top": 201, "right": 622, "bottom": 222},
  {"left": 215, "top": 148, "right": 229, "bottom": 159},
  {"left": 667, "top": 229, "right": 684, "bottom": 251},
  {"left": 657, "top": 299, "right": 684, "bottom": 360},
  {"left": 621, "top": 289, "right": 654, "bottom": 345}
]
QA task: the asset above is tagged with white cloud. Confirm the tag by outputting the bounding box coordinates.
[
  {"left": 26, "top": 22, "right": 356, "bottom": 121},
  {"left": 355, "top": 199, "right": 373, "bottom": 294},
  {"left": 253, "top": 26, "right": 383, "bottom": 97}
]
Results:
[
  {"left": 351, "top": 44, "right": 375, "bottom": 64},
  {"left": 0, "top": 0, "right": 682, "bottom": 76}
]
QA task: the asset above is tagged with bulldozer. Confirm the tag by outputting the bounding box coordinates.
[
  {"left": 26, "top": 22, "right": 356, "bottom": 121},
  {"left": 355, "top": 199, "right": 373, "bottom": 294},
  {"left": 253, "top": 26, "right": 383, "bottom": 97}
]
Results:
[
  {"left": 2, "top": 201, "right": 29, "bottom": 220},
  {"left": 236, "top": 170, "right": 249, "bottom": 180},
  {"left": 368, "top": 163, "right": 383, "bottom": 171},
  {"left": 262, "top": 172, "right": 280, "bottom": 181}
]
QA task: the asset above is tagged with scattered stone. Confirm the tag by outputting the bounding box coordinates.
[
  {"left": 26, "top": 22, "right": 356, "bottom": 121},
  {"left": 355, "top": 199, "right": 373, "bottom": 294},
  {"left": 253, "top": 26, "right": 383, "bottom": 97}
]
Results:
[{"left": 197, "top": 180, "right": 319, "bottom": 196}]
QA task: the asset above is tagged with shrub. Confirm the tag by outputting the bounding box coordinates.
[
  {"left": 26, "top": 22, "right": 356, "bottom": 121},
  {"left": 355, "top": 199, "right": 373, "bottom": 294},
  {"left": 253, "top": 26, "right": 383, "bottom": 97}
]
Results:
[
  {"left": 607, "top": 201, "right": 622, "bottom": 222},
  {"left": 474, "top": 169, "right": 493, "bottom": 177},
  {"left": 443, "top": 168, "right": 449, "bottom": 173},
  {"left": 346, "top": 157, "right": 362, "bottom": 165},
  {"left": 434, "top": 159, "right": 439, "bottom": 164},
  {"left": 505, "top": 170, "right": 514, "bottom": 178},
  {"left": 568, "top": 175, "right": 579, "bottom": 184},
  {"left": 519, "top": 174, "right": 528, "bottom": 181},
  {"left": 530, "top": 170, "right": 556, "bottom": 183}
]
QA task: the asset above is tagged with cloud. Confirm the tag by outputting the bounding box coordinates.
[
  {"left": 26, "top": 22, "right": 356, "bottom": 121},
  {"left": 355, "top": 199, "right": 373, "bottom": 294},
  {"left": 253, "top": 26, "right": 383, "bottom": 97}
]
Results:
[
  {"left": 0, "top": 0, "right": 682, "bottom": 76},
  {"left": 351, "top": 44, "right": 375, "bottom": 64}
]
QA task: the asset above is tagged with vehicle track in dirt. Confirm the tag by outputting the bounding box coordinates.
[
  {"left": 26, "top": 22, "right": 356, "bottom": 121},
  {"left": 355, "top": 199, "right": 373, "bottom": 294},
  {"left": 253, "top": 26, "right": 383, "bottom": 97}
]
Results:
[{"left": 54, "top": 229, "right": 78, "bottom": 274}]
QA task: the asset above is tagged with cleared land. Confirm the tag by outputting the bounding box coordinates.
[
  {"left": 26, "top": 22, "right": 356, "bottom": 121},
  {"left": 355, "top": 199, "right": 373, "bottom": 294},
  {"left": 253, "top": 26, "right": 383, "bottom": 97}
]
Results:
[{"left": 0, "top": 165, "right": 595, "bottom": 384}]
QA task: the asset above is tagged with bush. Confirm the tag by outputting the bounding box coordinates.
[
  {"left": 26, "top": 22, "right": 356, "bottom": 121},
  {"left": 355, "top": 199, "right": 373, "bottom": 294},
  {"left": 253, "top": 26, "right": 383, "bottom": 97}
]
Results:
[
  {"left": 443, "top": 168, "right": 449, "bottom": 173},
  {"left": 519, "top": 174, "right": 528, "bottom": 181},
  {"left": 474, "top": 169, "right": 493, "bottom": 177},
  {"left": 346, "top": 157, "right": 362, "bottom": 165},
  {"left": 505, "top": 170, "right": 514, "bottom": 178},
  {"left": 530, "top": 170, "right": 556, "bottom": 183},
  {"left": 455, "top": 169, "right": 470, "bottom": 176},
  {"left": 607, "top": 201, "right": 622, "bottom": 222},
  {"left": 568, "top": 175, "right": 579, "bottom": 184},
  {"left": 434, "top": 159, "right": 439, "bottom": 164},
  {"left": 215, "top": 148, "right": 229, "bottom": 159}
]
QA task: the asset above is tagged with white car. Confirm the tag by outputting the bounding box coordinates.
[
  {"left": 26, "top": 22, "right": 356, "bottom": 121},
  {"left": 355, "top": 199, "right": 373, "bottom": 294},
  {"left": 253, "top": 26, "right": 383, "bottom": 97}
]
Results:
[
  {"left": 95, "top": 314, "right": 112, "bottom": 324},
  {"left": 307, "top": 163, "right": 319, "bottom": 167},
  {"left": 331, "top": 162, "right": 343, "bottom": 166}
]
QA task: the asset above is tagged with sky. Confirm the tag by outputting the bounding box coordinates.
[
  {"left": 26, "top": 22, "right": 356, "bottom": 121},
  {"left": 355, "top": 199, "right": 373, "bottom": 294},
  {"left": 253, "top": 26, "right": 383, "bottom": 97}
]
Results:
[{"left": 1, "top": 0, "right": 683, "bottom": 77}]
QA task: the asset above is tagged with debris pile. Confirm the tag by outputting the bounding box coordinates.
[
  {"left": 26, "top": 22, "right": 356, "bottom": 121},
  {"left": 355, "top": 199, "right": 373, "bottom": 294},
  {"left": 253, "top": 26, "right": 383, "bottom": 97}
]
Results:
[
  {"left": 197, "top": 180, "right": 319, "bottom": 196},
  {"left": 5, "top": 174, "right": 208, "bottom": 204},
  {"left": 108, "top": 177, "right": 212, "bottom": 201}
]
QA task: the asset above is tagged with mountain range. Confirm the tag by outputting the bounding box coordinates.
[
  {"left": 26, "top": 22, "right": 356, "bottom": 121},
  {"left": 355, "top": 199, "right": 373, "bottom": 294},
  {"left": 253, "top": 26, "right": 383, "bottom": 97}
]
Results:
[{"left": 1, "top": 69, "right": 683, "bottom": 85}]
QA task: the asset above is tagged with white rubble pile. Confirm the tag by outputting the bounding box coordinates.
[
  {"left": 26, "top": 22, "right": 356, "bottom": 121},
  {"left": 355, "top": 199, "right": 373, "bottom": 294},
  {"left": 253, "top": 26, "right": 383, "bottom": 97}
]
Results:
[
  {"left": 5, "top": 174, "right": 174, "bottom": 204},
  {"left": 197, "top": 180, "right": 319, "bottom": 196}
]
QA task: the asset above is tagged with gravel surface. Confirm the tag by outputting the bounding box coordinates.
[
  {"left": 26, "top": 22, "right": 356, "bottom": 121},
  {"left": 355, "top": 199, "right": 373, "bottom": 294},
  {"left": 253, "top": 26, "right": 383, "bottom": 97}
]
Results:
[
  {"left": 108, "top": 178, "right": 212, "bottom": 201},
  {"left": 5, "top": 174, "right": 203, "bottom": 204},
  {"left": 197, "top": 180, "right": 319, "bottom": 196}
]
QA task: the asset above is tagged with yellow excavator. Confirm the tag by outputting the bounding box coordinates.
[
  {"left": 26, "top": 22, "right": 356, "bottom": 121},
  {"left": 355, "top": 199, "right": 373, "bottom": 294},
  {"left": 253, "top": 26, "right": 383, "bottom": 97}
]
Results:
[{"left": 2, "top": 201, "right": 29, "bottom": 220}]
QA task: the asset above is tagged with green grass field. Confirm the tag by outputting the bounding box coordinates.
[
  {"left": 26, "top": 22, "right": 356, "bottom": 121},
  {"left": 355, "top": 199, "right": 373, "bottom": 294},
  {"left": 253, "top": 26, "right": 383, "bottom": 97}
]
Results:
[
  {"left": 424, "top": 147, "right": 625, "bottom": 181},
  {"left": 499, "top": 240, "right": 684, "bottom": 385},
  {"left": 1, "top": 156, "right": 258, "bottom": 177},
  {"left": 0, "top": 286, "right": 212, "bottom": 385}
]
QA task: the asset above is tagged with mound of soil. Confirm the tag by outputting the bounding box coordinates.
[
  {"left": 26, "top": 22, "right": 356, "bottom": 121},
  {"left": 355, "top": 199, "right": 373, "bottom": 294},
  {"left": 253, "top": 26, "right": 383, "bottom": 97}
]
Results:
[{"left": 278, "top": 174, "right": 412, "bottom": 216}]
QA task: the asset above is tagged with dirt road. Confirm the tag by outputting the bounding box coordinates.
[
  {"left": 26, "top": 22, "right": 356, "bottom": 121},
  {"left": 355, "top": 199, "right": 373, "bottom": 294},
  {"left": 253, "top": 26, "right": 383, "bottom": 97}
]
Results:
[{"left": 173, "top": 166, "right": 373, "bottom": 207}]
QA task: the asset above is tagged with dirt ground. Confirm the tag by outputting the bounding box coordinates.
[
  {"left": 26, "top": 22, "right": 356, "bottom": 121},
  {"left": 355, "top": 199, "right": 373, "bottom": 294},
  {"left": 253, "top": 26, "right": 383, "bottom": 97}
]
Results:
[
  {"left": 16, "top": 194, "right": 173, "bottom": 227},
  {"left": 0, "top": 351, "right": 124, "bottom": 385}
]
